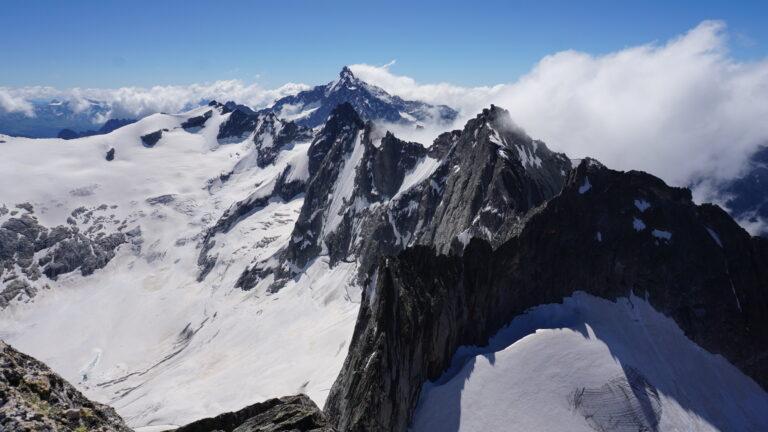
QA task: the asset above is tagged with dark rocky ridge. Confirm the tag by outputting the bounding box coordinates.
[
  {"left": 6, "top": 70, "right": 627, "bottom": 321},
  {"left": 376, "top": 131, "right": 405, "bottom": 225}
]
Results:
[
  {"left": 212, "top": 102, "right": 313, "bottom": 165},
  {"left": 324, "top": 159, "right": 768, "bottom": 432},
  {"left": 196, "top": 104, "right": 313, "bottom": 281},
  {"left": 264, "top": 67, "right": 457, "bottom": 128},
  {"left": 58, "top": 118, "right": 136, "bottom": 140},
  {"left": 0, "top": 205, "right": 129, "bottom": 308},
  {"left": 234, "top": 104, "right": 570, "bottom": 290},
  {"left": 0, "top": 340, "right": 132, "bottom": 432},
  {"left": 173, "top": 394, "right": 335, "bottom": 432},
  {"left": 181, "top": 110, "right": 213, "bottom": 130}
]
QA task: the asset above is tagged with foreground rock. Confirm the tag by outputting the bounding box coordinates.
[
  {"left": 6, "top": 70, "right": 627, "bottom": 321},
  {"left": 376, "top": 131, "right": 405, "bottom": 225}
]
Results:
[
  {"left": 0, "top": 340, "right": 132, "bottom": 432},
  {"left": 173, "top": 394, "right": 335, "bottom": 432},
  {"left": 324, "top": 159, "right": 768, "bottom": 432}
]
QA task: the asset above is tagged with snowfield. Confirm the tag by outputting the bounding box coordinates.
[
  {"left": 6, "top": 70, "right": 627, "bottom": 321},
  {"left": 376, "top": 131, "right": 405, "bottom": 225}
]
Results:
[
  {"left": 0, "top": 107, "right": 359, "bottom": 429},
  {"left": 410, "top": 292, "right": 768, "bottom": 432}
]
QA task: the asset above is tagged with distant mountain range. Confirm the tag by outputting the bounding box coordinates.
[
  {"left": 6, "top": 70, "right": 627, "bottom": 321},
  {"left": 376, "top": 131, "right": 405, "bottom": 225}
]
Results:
[
  {"left": 0, "top": 99, "right": 114, "bottom": 138},
  {"left": 0, "top": 67, "right": 456, "bottom": 139},
  {"left": 58, "top": 118, "right": 137, "bottom": 140}
]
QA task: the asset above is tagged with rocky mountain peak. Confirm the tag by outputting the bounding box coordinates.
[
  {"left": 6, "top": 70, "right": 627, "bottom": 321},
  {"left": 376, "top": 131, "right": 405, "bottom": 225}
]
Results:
[
  {"left": 324, "top": 102, "right": 365, "bottom": 129},
  {"left": 337, "top": 66, "right": 358, "bottom": 84},
  {"left": 264, "top": 66, "right": 458, "bottom": 128}
]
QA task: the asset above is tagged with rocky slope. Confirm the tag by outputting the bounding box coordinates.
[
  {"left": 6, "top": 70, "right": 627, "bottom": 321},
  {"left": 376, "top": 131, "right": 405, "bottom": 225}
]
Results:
[
  {"left": 324, "top": 159, "right": 768, "bottom": 432},
  {"left": 0, "top": 203, "right": 129, "bottom": 308},
  {"left": 264, "top": 67, "right": 457, "bottom": 128},
  {"left": 173, "top": 394, "right": 334, "bottom": 432},
  {"left": 235, "top": 104, "right": 570, "bottom": 290},
  {"left": 1, "top": 340, "right": 131, "bottom": 432}
]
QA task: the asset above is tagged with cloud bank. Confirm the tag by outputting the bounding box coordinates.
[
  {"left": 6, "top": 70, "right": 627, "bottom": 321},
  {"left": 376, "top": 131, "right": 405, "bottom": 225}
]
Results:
[
  {"left": 0, "top": 80, "right": 309, "bottom": 123},
  {"left": 350, "top": 21, "right": 768, "bottom": 191},
  {"left": 2, "top": 20, "right": 767, "bottom": 215}
]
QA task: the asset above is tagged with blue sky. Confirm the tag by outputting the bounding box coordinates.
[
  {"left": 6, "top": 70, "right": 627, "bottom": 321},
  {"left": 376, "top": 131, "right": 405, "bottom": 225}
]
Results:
[{"left": 1, "top": 0, "right": 767, "bottom": 88}]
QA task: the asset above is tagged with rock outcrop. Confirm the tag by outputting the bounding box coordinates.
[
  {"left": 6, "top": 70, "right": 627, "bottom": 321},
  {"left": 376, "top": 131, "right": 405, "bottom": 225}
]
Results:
[
  {"left": 173, "top": 394, "right": 334, "bottom": 432},
  {"left": 324, "top": 159, "right": 768, "bottom": 432},
  {"left": 0, "top": 340, "right": 132, "bottom": 432},
  {"left": 235, "top": 104, "right": 570, "bottom": 290},
  {"left": 0, "top": 205, "right": 128, "bottom": 308}
]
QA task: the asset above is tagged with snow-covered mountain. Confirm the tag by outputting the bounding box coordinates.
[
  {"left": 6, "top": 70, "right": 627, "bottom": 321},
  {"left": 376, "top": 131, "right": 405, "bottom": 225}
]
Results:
[
  {"left": 264, "top": 67, "right": 457, "bottom": 128},
  {"left": 0, "top": 103, "right": 361, "bottom": 429},
  {"left": 1, "top": 96, "right": 767, "bottom": 432}
]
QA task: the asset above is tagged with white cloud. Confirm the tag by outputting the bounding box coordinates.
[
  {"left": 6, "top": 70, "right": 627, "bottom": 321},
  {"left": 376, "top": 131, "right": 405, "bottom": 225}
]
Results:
[
  {"left": 3, "top": 20, "right": 767, "bottom": 195},
  {"left": 0, "top": 88, "right": 35, "bottom": 116},
  {"left": 350, "top": 21, "right": 768, "bottom": 189},
  {"left": 1, "top": 80, "right": 309, "bottom": 123}
]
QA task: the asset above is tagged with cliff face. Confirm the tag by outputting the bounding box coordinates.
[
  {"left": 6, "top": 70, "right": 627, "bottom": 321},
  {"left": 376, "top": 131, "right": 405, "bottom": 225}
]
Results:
[
  {"left": 324, "top": 160, "right": 768, "bottom": 432},
  {"left": 0, "top": 340, "right": 132, "bottom": 432},
  {"left": 251, "top": 104, "right": 570, "bottom": 291}
]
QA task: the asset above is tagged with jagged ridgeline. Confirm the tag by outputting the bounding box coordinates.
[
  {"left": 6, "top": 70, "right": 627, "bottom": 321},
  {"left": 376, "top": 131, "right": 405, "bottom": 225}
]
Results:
[
  {"left": 211, "top": 103, "right": 570, "bottom": 292},
  {"left": 323, "top": 160, "right": 768, "bottom": 432},
  {"left": 2, "top": 87, "right": 768, "bottom": 432},
  {"left": 263, "top": 66, "right": 457, "bottom": 128}
]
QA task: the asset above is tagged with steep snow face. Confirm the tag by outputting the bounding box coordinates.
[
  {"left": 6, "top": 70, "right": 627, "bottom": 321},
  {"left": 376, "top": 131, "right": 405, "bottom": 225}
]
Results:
[
  {"left": 411, "top": 293, "right": 768, "bottom": 432},
  {"left": 0, "top": 105, "right": 359, "bottom": 429}
]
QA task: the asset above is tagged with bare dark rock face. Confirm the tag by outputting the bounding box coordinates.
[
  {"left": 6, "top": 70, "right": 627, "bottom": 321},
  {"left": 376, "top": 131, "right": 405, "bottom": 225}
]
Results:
[
  {"left": 141, "top": 129, "right": 165, "bottom": 147},
  {"left": 0, "top": 206, "right": 126, "bottom": 308},
  {"left": 244, "top": 104, "right": 570, "bottom": 291},
  {"left": 0, "top": 340, "right": 132, "bottom": 432},
  {"left": 173, "top": 394, "right": 335, "bottom": 432},
  {"left": 324, "top": 160, "right": 768, "bottom": 432},
  {"left": 181, "top": 110, "right": 213, "bottom": 130}
]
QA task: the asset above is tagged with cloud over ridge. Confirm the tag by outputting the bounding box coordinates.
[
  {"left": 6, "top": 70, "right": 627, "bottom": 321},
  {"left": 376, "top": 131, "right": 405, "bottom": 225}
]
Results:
[
  {"left": 350, "top": 21, "right": 768, "bottom": 190},
  {"left": 2, "top": 21, "right": 767, "bottom": 198},
  {"left": 0, "top": 80, "right": 309, "bottom": 123}
]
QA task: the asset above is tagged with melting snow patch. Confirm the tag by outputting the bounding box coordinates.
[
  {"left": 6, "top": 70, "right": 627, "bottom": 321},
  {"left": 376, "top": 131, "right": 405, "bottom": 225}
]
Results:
[
  {"left": 579, "top": 177, "right": 591, "bottom": 194},
  {"left": 595, "top": 232, "right": 602, "bottom": 242},
  {"left": 632, "top": 217, "right": 646, "bottom": 231},
  {"left": 634, "top": 199, "right": 651, "bottom": 212}
]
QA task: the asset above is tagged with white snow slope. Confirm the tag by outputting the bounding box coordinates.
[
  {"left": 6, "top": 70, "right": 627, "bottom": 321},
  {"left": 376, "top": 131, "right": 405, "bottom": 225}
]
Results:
[
  {"left": 0, "top": 107, "right": 360, "bottom": 429},
  {"left": 410, "top": 292, "right": 768, "bottom": 432}
]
